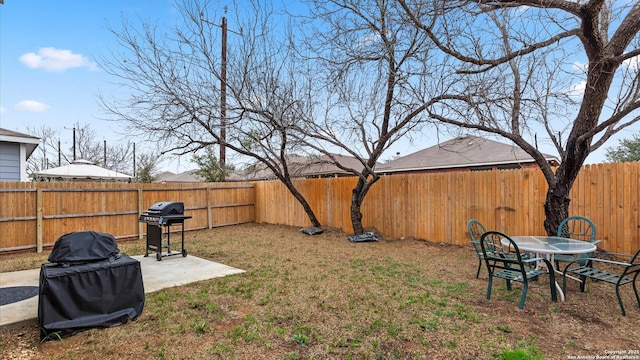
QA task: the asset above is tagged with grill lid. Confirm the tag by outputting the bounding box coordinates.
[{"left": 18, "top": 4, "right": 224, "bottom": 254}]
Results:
[
  {"left": 147, "top": 202, "right": 184, "bottom": 215},
  {"left": 48, "top": 231, "right": 120, "bottom": 265}
]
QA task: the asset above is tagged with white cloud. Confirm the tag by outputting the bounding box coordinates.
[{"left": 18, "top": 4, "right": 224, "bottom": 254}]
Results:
[
  {"left": 19, "top": 47, "right": 97, "bottom": 72},
  {"left": 0, "top": 105, "right": 5, "bottom": 113},
  {"left": 15, "top": 100, "right": 50, "bottom": 112},
  {"left": 566, "top": 80, "right": 586, "bottom": 98}
]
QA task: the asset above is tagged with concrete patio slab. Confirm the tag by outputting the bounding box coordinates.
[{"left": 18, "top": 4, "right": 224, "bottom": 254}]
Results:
[{"left": 0, "top": 255, "right": 245, "bottom": 328}]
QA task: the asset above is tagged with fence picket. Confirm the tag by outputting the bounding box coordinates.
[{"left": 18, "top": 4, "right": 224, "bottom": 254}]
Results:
[{"left": 1, "top": 162, "right": 638, "bottom": 254}]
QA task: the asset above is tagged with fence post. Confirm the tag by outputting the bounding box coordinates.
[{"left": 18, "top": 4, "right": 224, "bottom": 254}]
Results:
[
  {"left": 36, "top": 188, "right": 43, "bottom": 253},
  {"left": 207, "top": 186, "right": 212, "bottom": 229},
  {"left": 138, "top": 187, "right": 144, "bottom": 239}
]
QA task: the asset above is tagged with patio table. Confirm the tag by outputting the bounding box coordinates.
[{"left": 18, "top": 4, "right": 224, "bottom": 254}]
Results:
[{"left": 502, "top": 236, "right": 597, "bottom": 301}]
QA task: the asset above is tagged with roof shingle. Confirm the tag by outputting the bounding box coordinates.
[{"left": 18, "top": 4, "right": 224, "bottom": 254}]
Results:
[{"left": 377, "top": 135, "right": 558, "bottom": 173}]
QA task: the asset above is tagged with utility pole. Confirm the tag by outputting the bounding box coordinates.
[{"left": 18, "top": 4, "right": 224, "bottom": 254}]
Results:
[
  {"left": 73, "top": 127, "right": 76, "bottom": 161},
  {"left": 133, "top": 143, "right": 136, "bottom": 177},
  {"left": 200, "top": 7, "right": 241, "bottom": 176},
  {"left": 103, "top": 140, "right": 107, "bottom": 167},
  {"left": 64, "top": 126, "right": 77, "bottom": 161},
  {"left": 220, "top": 14, "right": 227, "bottom": 170}
]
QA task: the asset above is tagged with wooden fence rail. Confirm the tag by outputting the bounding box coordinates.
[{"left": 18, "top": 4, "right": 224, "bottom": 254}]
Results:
[
  {"left": 1, "top": 162, "right": 638, "bottom": 255},
  {"left": 255, "top": 162, "right": 640, "bottom": 255},
  {"left": 0, "top": 182, "right": 255, "bottom": 252}
]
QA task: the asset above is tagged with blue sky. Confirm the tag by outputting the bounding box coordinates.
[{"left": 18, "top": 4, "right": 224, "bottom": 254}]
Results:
[
  {"left": 0, "top": 1, "right": 637, "bottom": 172},
  {"left": 0, "top": 0, "right": 191, "bottom": 171}
]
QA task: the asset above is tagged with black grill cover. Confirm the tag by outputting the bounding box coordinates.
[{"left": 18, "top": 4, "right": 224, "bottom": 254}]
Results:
[
  {"left": 48, "top": 231, "right": 119, "bottom": 265},
  {"left": 147, "top": 201, "right": 184, "bottom": 215},
  {"left": 38, "top": 254, "right": 145, "bottom": 340}
]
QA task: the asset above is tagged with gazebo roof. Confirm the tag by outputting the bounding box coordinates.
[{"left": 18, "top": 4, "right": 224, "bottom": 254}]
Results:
[{"left": 33, "top": 159, "right": 132, "bottom": 182}]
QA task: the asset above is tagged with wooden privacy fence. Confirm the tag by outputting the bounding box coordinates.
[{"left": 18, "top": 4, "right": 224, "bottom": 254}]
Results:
[
  {"left": 1, "top": 162, "right": 638, "bottom": 255},
  {"left": 0, "top": 181, "right": 255, "bottom": 252},
  {"left": 255, "top": 162, "right": 640, "bottom": 255}
]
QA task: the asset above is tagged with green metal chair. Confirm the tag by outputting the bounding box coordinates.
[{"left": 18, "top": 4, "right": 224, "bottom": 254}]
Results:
[
  {"left": 562, "top": 248, "right": 640, "bottom": 316},
  {"left": 480, "top": 231, "right": 558, "bottom": 309},
  {"left": 467, "top": 219, "right": 487, "bottom": 278},
  {"left": 555, "top": 216, "right": 600, "bottom": 267}
]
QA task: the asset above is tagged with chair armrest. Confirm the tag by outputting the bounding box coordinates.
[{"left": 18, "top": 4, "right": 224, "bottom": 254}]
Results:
[
  {"left": 562, "top": 258, "right": 636, "bottom": 276},
  {"left": 580, "top": 258, "right": 635, "bottom": 267},
  {"left": 522, "top": 257, "right": 546, "bottom": 264}
]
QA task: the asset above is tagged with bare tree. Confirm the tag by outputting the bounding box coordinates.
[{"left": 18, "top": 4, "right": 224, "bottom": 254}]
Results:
[
  {"left": 399, "top": 0, "right": 640, "bottom": 233},
  {"left": 294, "top": 0, "right": 442, "bottom": 234},
  {"left": 25, "top": 125, "right": 59, "bottom": 174},
  {"left": 26, "top": 122, "right": 137, "bottom": 176},
  {"left": 98, "top": 0, "right": 322, "bottom": 227},
  {"left": 71, "top": 123, "right": 134, "bottom": 173}
]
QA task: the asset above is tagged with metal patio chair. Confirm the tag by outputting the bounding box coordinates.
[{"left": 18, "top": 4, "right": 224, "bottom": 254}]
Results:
[
  {"left": 480, "top": 231, "right": 558, "bottom": 309},
  {"left": 555, "top": 216, "right": 599, "bottom": 267},
  {"left": 563, "top": 248, "right": 640, "bottom": 316},
  {"left": 467, "top": 219, "right": 487, "bottom": 279}
]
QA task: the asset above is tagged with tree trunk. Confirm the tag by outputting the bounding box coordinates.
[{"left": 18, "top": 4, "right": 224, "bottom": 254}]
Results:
[
  {"left": 542, "top": 181, "right": 570, "bottom": 235},
  {"left": 282, "top": 179, "right": 322, "bottom": 228},
  {"left": 543, "top": 135, "right": 590, "bottom": 235},
  {"left": 350, "top": 176, "right": 379, "bottom": 235},
  {"left": 350, "top": 186, "right": 365, "bottom": 235}
]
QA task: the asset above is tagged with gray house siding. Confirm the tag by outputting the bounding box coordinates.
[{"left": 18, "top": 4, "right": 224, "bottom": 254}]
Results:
[{"left": 0, "top": 142, "right": 21, "bottom": 181}]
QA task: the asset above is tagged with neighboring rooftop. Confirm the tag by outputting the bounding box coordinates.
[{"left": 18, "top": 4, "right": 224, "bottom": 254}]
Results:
[
  {"left": 156, "top": 169, "right": 204, "bottom": 183},
  {"left": 377, "top": 135, "right": 559, "bottom": 174},
  {"left": 0, "top": 127, "right": 40, "bottom": 159},
  {"left": 229, "top": 153, "right": 368, "bottom": 181}
]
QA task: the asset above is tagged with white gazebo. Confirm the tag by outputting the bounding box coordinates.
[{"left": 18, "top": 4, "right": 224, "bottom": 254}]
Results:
[{"left": 33, "top": 159, "right": 133, "bottom": 182}]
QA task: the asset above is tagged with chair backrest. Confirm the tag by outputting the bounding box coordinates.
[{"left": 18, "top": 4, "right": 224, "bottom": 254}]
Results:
[
  {"left": 557, "top": 216, "right": 596, "bottom": 241},
  {"left": 480, "top": 231, "right": 527, "bottom": 268},
  {"left": 468, "top": 219, "right": 487, "bottom": 255},
  {"left": 467, "top": 219, "right": 486, "bottom": 242}
]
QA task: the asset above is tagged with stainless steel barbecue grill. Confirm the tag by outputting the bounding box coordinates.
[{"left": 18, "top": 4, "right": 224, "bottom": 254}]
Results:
[{"left": 138, "top": 201, "right": 191, "bottom": 261}]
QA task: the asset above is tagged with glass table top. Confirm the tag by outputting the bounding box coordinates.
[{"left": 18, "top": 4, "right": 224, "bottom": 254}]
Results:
[{"left": 506, "top": 236, "right": 598, "bottom": 254}]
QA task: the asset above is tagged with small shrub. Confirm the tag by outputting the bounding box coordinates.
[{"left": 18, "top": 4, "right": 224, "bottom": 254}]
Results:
[
  {"left": 193, "top": 320, "right": 208, "bottom": 335},
  {"left": 40, "top": 331, "right": 63, "bottom": 343},
  {"left": 292, "top": 333, "right": 310, "bottom": 347},
  {"left": 497, "top": 325, "right": 512, "bottom": 333}
]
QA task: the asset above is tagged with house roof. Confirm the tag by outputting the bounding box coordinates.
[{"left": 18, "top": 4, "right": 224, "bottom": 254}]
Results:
[
  {"left": 154, "top": 171, "right": 176, "bottom": 182},
  {"left": 287, "top": 153, "right": 364, "bottom": 177},
  {"left": 33, "top": 159, "right": 133, "bottom": 181},
  {"left": 157, "top": 170, "right": 204, "bottom": 183},
  {"left": 228, "top": 153, "right": 368, "bottom": 181},
  {"left": 377, "top": 135, "right": 559, "bottom": 174},
  {"left": 0, "top": 127, "right": 40, "bottom": 159}
]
